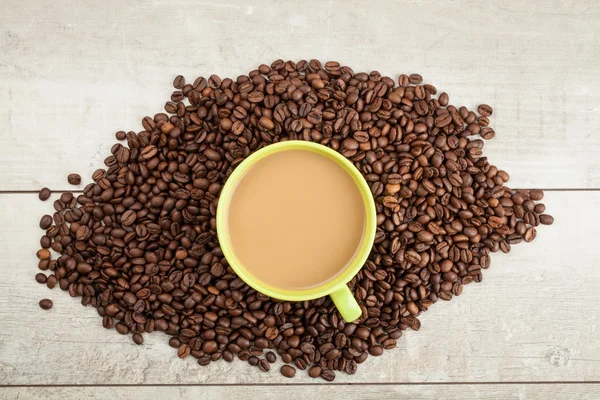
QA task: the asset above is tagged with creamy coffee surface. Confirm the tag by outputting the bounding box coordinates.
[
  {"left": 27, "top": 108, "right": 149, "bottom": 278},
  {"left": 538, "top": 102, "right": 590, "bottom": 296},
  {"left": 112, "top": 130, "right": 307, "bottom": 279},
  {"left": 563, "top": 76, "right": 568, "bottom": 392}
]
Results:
[{"left": 227, "top": 149, "right": 366, "bottom": 290}]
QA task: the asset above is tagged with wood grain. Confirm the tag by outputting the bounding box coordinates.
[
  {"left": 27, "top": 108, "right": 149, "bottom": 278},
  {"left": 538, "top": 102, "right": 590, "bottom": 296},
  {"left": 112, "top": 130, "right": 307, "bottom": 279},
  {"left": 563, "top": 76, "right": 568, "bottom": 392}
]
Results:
[
  {"left": 0, "top": 192, "right": 598, "bottom": 385},
  {"left": 0, "top": 0, "right": 599, "bottom": 190},
  {"left": 1, "top": 384, "right": 600, "bottom": 400}
]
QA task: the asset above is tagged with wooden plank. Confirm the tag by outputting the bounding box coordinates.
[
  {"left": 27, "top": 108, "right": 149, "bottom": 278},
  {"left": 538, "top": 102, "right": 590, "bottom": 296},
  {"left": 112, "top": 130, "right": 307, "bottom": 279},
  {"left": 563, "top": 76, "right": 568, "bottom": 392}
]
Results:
[
  {"left": 0, "top": 191, "right": 598, "bottom": 385},
  {"left": 0, "top": 0, "right": 599, "bottom": 190},
  {"left": 1, "top": 384, "right": 600, "bottom": 400}
]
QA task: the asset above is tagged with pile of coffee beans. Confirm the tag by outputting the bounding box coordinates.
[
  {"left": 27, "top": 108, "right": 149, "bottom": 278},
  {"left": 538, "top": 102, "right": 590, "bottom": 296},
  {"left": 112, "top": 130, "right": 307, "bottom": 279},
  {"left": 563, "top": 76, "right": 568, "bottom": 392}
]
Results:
[{"left": 35, "top": 60, "right": 553, "bottom": 380}]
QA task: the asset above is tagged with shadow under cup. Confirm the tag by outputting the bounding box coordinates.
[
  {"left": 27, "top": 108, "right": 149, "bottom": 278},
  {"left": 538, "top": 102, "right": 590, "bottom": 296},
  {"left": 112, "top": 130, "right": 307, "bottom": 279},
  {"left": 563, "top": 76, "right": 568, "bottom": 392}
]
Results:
[{"left": 216, "top": 141, "right": 376, "bottom": 322}]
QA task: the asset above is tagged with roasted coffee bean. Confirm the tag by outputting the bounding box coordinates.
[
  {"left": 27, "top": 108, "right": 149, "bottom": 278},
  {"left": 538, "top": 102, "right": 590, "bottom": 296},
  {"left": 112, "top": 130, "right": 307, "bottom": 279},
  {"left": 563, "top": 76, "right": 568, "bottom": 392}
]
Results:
[
  {"left": 477, "top": 104, "right": 493, "bottom": 116},
  {"left": 60, "top": 192, "right": 73, "bottom": 204},
  {"left": 132, "top": 333, "right": 144, "bottom": 345},
  {"left": 320, "top": 369, "right": 336, "bottom": 382},
  {"left": 39, "top": 215, "right": 52, "bottom": 229},
  {"left": 530, "top": 189, "right": 544, "bottom": 201},
  {"left": 280, "top": 365, "right": 296, "bottom": 378},
  {"left": 33, "top": 61, "right": 551, "bottom": 381},
  {"left": 178, "top": 344, "right": 191, "bottom": 358},
  {"left": 39, "top": 299, "right": 53, "bottom": 310},
  {"left": 409, "top": 74, "right": 423, "bottom": 84},
  {"left": 121, "top": 210, "right": 137, "bottom": 226},
  {"left": 36, "top": 249, "right": 50, "bottom": 260},
  {"left": 67, "top": 174, "right": 81, "bottom": 185},
  {"left": 39, "top": 187, "right": 51, "bottom": 201},
  {"left": 46, "top": 274, "right": 57, "bottom": 289},
  {"left": 173, "top": 75, "right": 185, "bottom": 89},
  {"left": 115, "top": 323, "right": 129, "bottom": 334},
  {"left": 438, "top": 92, "right": 449, "bottom": 106},
  {"left": 309, "top": 365, "right": 322, "bottom": 378},
  {"left": 266, "top": 351, "right": 276, "bottom": 363},
  {"left": 35, "top": 273, "right": 47, "bottom": 284},
  {"left": 258, "top": 359, "right": 270, "bottom": 372},
  {"left": 539, "top": 214, "right": 554, "bottom": 225}
]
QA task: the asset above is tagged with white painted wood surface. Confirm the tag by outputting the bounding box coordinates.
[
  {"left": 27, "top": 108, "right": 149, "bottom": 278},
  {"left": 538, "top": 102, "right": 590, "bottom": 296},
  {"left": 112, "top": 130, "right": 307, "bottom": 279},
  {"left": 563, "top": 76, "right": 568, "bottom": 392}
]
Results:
[
  {"left": 0, "top": 0, "right": 599, "bottom": 398},
  {"left": 0, "top": 0, "right": 599, "bottom": 190},
  {"left": 0, "top": 193, "right": 598, "bottom": 389},
  {"left": 1, "top": 384, "right": 599, "bottom": 400}
]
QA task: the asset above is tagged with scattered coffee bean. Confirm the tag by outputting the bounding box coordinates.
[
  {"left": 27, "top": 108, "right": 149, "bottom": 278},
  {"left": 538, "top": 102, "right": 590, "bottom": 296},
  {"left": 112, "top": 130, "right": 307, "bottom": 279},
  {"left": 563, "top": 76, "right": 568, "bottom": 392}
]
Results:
[
  {"left": 67, "top": 174, "right": 81, "bottom": 185},
  {"left": 46, "top": 274, "right": 57, "bottom": 289},
  {"left": 477, "top": 104, "right": 493, "bottom": 116},
  {"left": 115, "top": 323, "right": 129, "bottom": 335},
  {"left": 36, "top": 249, "right": 50, "bottom": 260},
  {"left": 178, "top": 344, "right": 191, "bottom": 358},
  {"left": 35, "top": 273, "right": 47, "bottom": 284},
  {"left": 266, "top": 351, "right": 276, "bottom": 363},
  {"left": 308, "top": 365, "right": 322, "bottom": 378},
  {"left": 33, "top": 60, "right": 552, "bottom": 381},
  {"left": 530, "top": 189, "right": 544, "bottom": 201},
  {"left": 258, "top": 359, "right": 270, "bottom": 372},
  {"left": 280, "top": 365, "right": 296, "bottom": 378},
  {"left": 173, "top": 75, "right": 185, "bottom": 89},
  {"left": 132, "top": 333, "right": 144, "bottom": 345},
  {"left": 39, "top": 215, "right": 52, "bottom": 229},
  {"left": 60, "top": 192, "right": 73, "bottom": 204},
  {"left": 320, "top": 369, "right": 336, "bottom": 382},
  {"left": 539, "top": 214, "right": 554, "bottom": 225},
  {"left": 40, "top": 235, "right": 51, "bottom": 248},
  {"left": 39, "top": 188, "right": 51, "bottom": 201},
  {"left": 39, "top": 299, "right": 53, "bottom": 310}
]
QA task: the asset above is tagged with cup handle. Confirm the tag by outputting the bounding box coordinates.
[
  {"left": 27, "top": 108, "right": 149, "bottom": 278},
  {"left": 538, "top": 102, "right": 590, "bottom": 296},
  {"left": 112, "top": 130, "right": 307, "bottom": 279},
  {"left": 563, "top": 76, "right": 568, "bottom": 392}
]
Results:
[{"left": 330, "top": 285, "right": 362, "bottom": 322}]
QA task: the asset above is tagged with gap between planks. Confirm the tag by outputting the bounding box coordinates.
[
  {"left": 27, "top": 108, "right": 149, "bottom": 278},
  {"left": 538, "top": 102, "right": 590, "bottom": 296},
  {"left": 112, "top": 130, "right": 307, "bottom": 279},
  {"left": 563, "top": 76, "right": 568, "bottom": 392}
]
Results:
[
  {"left": 2, "top": 188, "right": 600, "bottom": 195},
  {"left": 2, "top": 381, "right": 600, "bottom": 388}
]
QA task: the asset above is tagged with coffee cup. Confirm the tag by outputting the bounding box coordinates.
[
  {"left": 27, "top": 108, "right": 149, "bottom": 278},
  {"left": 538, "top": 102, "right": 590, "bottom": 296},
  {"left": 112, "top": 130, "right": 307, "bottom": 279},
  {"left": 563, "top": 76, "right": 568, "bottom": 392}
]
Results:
[{"left": 216, "top": 141, "right": 376, "bottom": 322}]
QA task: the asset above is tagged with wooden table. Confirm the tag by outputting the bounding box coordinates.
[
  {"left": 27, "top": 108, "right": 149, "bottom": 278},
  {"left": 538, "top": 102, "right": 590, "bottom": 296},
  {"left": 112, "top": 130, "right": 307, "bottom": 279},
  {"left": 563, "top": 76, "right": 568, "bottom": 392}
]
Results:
[{"left": 1, "top": 0, "right": 599, "bottom": 398}]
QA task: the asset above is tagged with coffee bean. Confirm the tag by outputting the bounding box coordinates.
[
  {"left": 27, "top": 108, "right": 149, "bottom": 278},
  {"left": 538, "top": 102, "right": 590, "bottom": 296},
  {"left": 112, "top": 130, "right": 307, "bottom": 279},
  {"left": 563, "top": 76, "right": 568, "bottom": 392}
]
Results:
[
  {"left": 539, "top": 214, "right": 554, "bottom": 225},
  {"left": 280, "top": 365, "right": 296, "bottom": 378},
  {"left": 115, "top": 323, "right": 129, "bottom": 334},
  {"left": 439, "top": 92, "right": 449, "bottom": 106},
  {"left": 67, "top": 174, "right": 81, "bottom": 185},
  {"left": 121, "top": 210, "right": 137, "bottom": 226},
  {"left": 266, "top": 351, "right": 276, "bottom": 363},
  {"left": 39, "top": 188, "right": 51, "bottom": 201},
  {"left": 46, "top": 275, "right": 57, "bottom": 289},
  {"left": 524, "top": 227, "right": 537, "bottom": 243},
  {"left": 60, "top": 192, "right": 73, "bottom": 204},
  {"left": 304, "top": 364, "right": 321, "bottom": 378},
  {"left": 320, "top": 369, "right": 336, "bottom": 382},
  {"left": 258, "top": 359, "right": 270, "bottom": 372},
  {"left": 529, "top": 189, "right": 544, "bottom": 201},
  {"left": 435, "top": 113, "right": 452, "bottom": 128},
  {"left": 409, "top": 74, "right": 423, "bottom": 84},
  {"left": 36, "top": 249, "right": 50, "bottom": 260},
  {"left": 39, "top": 215, "right": 52, "bottom": 229},
  {"left": 480, "top": 127, "right": 495, "bottom": 140},
  {"left": 178, "top": 344, "right": 191, "bottom": 358},
  {"left": 198, "top": 356, "right": 211, "bottom": 366},
  {"left": 39, "top": 299, "right": 53, "bottom": 310},
  {"left": 33, "top": 61, "right": 552, "bottom": 382},
  {"left": 35, "top": 273, "right": 47, "bottom": 284},
  {"left": 132, "top": 333, "right": 144, "bottom": 345},
  {"left": 477, "top": 104, "right": 493, "bottom": 116},
  {"left": 173, "top": 75, "right": 185, "bottom": 89}
]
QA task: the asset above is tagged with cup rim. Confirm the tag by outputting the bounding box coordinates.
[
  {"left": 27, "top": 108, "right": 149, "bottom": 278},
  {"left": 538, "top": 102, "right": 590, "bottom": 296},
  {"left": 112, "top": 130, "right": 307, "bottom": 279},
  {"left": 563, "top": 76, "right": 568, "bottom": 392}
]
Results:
[{"left": 216, "top": 140, "right": 377, "bottom": 301}]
